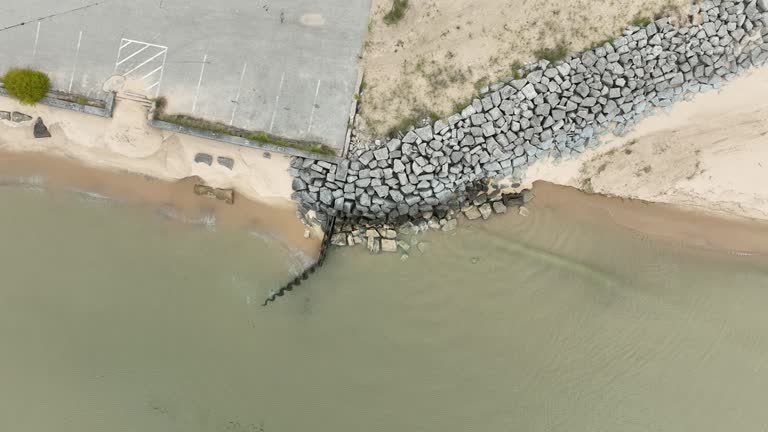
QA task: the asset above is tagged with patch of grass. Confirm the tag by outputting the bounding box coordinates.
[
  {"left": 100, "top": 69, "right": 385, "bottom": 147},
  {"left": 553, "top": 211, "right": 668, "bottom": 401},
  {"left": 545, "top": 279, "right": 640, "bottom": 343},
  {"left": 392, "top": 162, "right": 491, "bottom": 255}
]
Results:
[
  {"left": 153, "top": 96, "right": 168, "bottom": 114},
  {"left": 473, "top": 77, "right": 489, "bottom": 92},
  {"left": 385, "top": 108, "right": 438, "bottom": 138},
  {"left": 74, "top": 95, "right": 89, "bottom": 105},
  {"left": 504, "top": 60, "right": 524, "bottom": 80},
  {"left": 590, "top": 36, "right": 616, "bottom": 50},
  {"left": 156, "top": 113, "right": 336, "bottom": 156},
  {"left": 533, "top": 41, "right": 569, "bottom": 64},
  {"left": 383, "top": 0, "right": 408, "bottom": 25},
  {"left": 631, "top": 16, "right": 652, "bottom": 27},
  {"left": 1, "top": 68, "right": 50, "bottom": 105}
]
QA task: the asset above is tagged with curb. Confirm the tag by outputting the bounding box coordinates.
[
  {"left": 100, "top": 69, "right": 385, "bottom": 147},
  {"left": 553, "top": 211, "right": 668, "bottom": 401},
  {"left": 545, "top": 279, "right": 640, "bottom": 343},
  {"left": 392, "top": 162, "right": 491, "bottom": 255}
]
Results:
[
  {"left": 149, "top": 119, "right": 344, "bottom": 164},
  {"left": 0, "top": 87, "right": 116, "bottom": 118}
]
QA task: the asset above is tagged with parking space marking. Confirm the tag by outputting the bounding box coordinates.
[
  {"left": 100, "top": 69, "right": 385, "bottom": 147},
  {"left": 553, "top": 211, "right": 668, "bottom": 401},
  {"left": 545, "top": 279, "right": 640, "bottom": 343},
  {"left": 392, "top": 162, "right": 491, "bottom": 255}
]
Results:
[
  {"left": 68, "top": 30, "right": 83, "bottom": 92},
  {"left": 229, "top": 62, "right": 248, "bottom": 125},
  {"left": 115, "top": 45, "right": 150, "bottom": 67},
  {"left": 307, "top": 79, "right": 321, "bottom": 134},
  {"left": 269, "top": 72, "right": 285, "bottom": 133},
  {"left": 32, "top": 21, "right": 41, "bottom": 58},
  {"left": 192, "top": 53, "right": 207, "bottom": 113},
  {"left": 114, "top": 38, "right": 168, "bottom": 96}
]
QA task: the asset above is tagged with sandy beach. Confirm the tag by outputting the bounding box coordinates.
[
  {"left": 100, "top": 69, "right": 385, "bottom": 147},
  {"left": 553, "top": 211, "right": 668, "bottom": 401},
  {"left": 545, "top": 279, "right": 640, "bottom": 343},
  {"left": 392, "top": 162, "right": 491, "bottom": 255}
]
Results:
[
  {"left": 0, "top": 96, "right": 294, "bottom": 205},
  {"left": 518, "top": 66, "right": 768, "bottom": 223},
  {"left": 0, "top": 95, "right": 322, "bottom": 255}
]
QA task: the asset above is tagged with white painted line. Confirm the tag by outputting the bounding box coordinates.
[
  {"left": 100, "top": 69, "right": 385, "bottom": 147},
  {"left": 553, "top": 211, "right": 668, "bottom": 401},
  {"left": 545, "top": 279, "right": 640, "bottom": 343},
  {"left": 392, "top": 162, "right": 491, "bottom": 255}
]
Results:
[
  {"left": 68, "top": 30, "right": 83, "bottom": 93},
  {"left": 269, "top": 72, "right": 285, "bottom": 133},
  {"left": 120, "top": 38, "right": 166, "bottom": 49},
  {"left": 146, "top": 81, "right": 160, "bottom": 90},
  {"left": 191, "top": 53, "right": 207, "bottom": 113},
  {"left": 149, "top": 50, "right": 168, "bottom": 97},
  {"left": 116, "top": 44, "right": 150, "bottom": 67},
  {"left": 229, "top": 62, "right": 248, "bottom": 125},
  {"left": 119, "top": 39, "right": 132, "bottom": 50},
  {"left": 141, "top": 65, "right": 163, "bottom": 80},
  {"left": 122, "top": 49, "right": 166, "bottom": 76},
  {"left": 307, "top": 79, "right": 322, "bottom": 134},
  {"left": 32, "top": 21, "right": 41, "bottom": 58}
]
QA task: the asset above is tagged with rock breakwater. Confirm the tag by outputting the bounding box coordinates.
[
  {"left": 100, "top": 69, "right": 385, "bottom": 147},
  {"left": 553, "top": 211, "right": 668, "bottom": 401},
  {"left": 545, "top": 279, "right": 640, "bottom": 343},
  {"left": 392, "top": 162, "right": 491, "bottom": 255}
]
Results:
[{"left": 290, "top": 0, "right": 768, "bottom": 247}]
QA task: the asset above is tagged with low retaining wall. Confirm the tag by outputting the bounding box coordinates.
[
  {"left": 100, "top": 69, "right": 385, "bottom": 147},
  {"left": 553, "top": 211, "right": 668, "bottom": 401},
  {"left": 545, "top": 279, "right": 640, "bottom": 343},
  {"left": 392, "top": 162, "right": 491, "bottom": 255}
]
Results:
[
  {"left": 0, "top": 88, "right": 115, "bottom": 118},
  {"left": 291, "top": 0, "right": 768, "bottom": 225},
  {"left": 150, "top": 119, "right": 343, "bottom": 164}
]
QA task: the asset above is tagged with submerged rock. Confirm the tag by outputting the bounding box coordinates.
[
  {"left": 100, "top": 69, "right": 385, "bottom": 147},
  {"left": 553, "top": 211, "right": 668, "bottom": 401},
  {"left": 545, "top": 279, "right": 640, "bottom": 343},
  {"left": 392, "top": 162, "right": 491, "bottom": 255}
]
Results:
[{"left": 193, "top": 184, "right": 235, "bottom": 204}]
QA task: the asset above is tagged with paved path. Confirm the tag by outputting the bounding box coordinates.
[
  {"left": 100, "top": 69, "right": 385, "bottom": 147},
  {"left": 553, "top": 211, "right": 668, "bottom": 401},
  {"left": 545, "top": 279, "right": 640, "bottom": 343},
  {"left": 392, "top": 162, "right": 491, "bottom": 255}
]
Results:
[{"left": 0, "top": 0, "right": 371, "bottom": 150}]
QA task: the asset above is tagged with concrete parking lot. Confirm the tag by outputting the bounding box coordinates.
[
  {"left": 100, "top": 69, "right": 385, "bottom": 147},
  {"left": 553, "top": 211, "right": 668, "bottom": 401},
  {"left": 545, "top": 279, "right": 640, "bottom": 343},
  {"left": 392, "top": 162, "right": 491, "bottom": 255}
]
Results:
[{"left": 0, "top": 0, "right": 371, "bottom": 150}]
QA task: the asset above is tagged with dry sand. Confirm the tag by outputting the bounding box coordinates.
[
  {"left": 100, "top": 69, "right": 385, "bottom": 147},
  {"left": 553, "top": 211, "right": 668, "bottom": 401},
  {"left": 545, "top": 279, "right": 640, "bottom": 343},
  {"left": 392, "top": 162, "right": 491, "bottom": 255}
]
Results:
[
  {"left": 358, "top": 0, "right": 689, "bottom": 137},
  {"left": 518, "top": 66, "right": 768, "bottom": 222},
  {"left": 0, "top": 96, "right": 293, "bottom": 205},
  {"left": 0, "top": 94, "right": 323, "bottom": 253}
]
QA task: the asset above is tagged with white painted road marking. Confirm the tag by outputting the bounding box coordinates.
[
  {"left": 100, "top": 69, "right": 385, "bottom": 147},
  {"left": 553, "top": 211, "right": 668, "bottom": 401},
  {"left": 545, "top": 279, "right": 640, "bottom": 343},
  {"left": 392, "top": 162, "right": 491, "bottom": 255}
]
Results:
[
  {"left": 68, "top": 30, "right": 83, "bottom": 92},
  {"left": 115, "top": 44, "right": 150, "bottom": 67},
  {"left": 269, "top": 72, "right": 285, "bottom": 133},
  {"left": 192, "top": 53, "right": 207, "bottom": 113},
  {"left": 114, "top": 38, "right": 168, "bottom": 96},
  {"left": 307, "top": 78, "right": 321, "bottom": 134},
  {"left": 229, "top": 62, "right": 248, "bottom": 125},
  {"left": 32, "top": 21, "right": 41, "bottom": 58}
]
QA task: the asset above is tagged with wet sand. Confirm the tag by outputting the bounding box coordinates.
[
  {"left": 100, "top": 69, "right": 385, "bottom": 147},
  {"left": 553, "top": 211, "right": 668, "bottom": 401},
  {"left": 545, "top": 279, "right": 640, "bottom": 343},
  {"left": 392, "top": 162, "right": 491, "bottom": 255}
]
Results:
[
  {"left": 0, "top": 150, "right": 320, "bottom": 256},
  {"left": 530, "top": 181, "right": 768, "bottom": 257}
]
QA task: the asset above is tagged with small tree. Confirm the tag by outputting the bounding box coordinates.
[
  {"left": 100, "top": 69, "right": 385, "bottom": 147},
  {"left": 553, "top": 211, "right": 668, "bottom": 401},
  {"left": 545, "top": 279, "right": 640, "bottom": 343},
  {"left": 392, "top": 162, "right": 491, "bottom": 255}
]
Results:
[{"left": 2, "top": 68, "right": 50, "bottom": 105}]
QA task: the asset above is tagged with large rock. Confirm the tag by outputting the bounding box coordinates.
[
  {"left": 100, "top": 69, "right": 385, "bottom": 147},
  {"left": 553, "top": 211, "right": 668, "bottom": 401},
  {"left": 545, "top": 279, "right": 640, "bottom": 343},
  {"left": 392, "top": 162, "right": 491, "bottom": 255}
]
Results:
[
  {"left": 0, "top": 111, "right": 9, "bottom": 121},
  {"left": 33, "top": 117, "right": 51, "bottom": 138},
  {"left": 194, "top": 153, "right": 213, "bottom": 165},
  {"left": 217, "top": 156, "right": 235, "bottom": 170},
  {"left": 381, "top": 239, "right": 397, "bottom": 253},
  {"left": 11, "top": 111, "right": 32, "bottom": 123},
  {"left": 463, "top": 206, "right": 482, "bottom": 220}
]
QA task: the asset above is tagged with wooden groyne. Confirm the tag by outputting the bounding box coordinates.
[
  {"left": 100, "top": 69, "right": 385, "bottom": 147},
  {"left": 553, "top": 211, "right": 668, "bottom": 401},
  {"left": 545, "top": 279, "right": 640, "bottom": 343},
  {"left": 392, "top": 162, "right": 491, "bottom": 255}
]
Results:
[{"left": 262, "top": 216, "right": 337, "bottom": 306}]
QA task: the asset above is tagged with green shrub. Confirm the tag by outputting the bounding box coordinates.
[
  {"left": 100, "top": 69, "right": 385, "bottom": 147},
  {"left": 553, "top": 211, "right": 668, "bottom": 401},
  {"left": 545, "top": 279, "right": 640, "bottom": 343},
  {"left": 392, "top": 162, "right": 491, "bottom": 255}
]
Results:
[
  {"left": 383, "top": 0, "right": 408, "bottom": 25},
  {"left": 1, "top": 68, "right": 50, "bottom": 105}
]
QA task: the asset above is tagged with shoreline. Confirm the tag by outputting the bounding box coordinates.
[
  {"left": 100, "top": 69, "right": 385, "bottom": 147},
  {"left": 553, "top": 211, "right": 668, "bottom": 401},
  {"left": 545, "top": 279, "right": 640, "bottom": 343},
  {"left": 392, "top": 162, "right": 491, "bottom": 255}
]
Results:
[
  {"left": 3, "top": 140, "right": 768, "bottom": 259},
  {"left": 518, "top": 67, "right": 768, "bottom": 223},
  {"left": 0, "top": 149, "right": 321, "bottom": 257},
  {"left": 528, "top": 181, "right": 768, "bottom": 258}
]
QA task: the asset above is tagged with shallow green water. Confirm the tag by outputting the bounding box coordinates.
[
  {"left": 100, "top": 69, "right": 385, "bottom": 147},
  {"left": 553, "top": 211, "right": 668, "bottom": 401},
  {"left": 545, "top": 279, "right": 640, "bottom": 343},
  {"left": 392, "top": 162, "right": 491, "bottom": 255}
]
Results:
[{"left": 1, "top": 186, "right": 768, "bottom": 431}]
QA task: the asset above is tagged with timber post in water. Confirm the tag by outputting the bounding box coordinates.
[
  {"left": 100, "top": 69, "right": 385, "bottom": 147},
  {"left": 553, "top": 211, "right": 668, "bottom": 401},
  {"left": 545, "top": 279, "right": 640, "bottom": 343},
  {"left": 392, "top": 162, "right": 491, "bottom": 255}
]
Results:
[{"left": 262, "top": 216, "right": 337, "bottom": 307}]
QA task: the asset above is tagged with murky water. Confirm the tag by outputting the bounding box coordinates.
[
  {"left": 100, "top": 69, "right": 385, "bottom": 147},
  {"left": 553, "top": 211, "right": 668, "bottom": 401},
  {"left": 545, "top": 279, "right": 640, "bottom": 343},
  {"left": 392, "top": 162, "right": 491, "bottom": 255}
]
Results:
[{"left": 1, "top": 185, "right": 768, "bottom": 431}]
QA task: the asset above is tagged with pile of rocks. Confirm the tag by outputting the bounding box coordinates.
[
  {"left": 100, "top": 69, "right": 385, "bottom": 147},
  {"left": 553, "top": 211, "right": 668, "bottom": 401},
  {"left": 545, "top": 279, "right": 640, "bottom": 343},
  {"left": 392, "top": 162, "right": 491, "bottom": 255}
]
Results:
[{"left": 291, "top": 0, "right": 768, "bottom": 232}]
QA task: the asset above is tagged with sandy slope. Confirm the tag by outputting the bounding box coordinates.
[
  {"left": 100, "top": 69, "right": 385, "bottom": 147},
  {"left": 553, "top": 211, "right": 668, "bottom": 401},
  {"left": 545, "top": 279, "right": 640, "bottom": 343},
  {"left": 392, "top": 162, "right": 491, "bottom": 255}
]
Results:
[
  {"left": 358, "top": 0, "right": 689, "bottom": 137},
  {"left": 519, "top": 67, "right": 768, "bottom": 222}
]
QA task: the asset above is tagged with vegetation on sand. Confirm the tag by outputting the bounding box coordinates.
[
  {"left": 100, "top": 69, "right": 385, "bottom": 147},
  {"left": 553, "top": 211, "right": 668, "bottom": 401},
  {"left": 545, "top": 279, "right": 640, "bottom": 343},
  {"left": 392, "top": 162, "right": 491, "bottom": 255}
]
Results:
[
  {"left": 1, "top": 68, "right": 50, "bottom": 105},
  {"left": 383, "top": 0, "right": 409, "bottom": 25}
]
